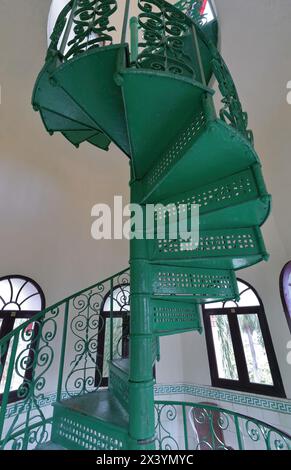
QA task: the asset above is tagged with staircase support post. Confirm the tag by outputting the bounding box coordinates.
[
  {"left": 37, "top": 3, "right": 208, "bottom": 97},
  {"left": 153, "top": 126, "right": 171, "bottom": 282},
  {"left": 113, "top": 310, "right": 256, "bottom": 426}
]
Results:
[{"left": 128, "top": 176, "right": 156, "bottom": 450}]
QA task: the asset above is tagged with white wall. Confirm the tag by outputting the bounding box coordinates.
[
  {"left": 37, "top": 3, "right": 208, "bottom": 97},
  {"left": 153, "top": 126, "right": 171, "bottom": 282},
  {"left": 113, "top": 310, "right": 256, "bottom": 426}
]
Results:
[{"left": 0, "top": 1, "right": 130, "bottom": 307}]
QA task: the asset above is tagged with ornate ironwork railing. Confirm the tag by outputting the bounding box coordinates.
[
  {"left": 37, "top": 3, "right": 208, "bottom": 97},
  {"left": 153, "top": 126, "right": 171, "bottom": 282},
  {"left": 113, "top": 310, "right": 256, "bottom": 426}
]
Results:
[
  {"left": 135, "top": 0, "right": 204, "bottom": 80},
  {"left": 45, "top": 0, "right": 253, "bottom": 144},
  {"left": 177, "top": 3, "right": 254, "bottom": 144},
  {"left": 174, "top": 0, "right": 206, "bottom": 26},
  {"left": 155, "top": 401, "right": 291, "bottom": 450},
  {"left": 0, "top": 268, "right": 129, "bottom": 450},
  {"left": 46, "top": 0, "right": 120, "bottom": 62}
]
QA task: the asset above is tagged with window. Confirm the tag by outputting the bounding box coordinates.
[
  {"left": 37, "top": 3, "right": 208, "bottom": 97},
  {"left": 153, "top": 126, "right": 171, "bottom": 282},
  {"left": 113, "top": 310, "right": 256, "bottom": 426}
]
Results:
[
  {"left": 280, "top": 261, "right": 291, "bottom": 333},
  {"left": 95, "top": 284, "right": 130, "bottom": 387},
  {"left": 203, "top": 279, "right": 285, "bottom": 397},
  {"left": 0, "top": 275, "right": 45, "bottom": 403}
]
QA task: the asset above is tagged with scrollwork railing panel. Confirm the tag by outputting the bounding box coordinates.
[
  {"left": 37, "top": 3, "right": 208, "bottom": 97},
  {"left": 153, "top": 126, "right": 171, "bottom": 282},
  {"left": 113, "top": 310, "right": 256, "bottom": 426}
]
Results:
[
  {"left": 46, "top": 0, "right": 118, "bottom": 63},
  {"left": 0, "top": 268, "right": 129, "bottom": 450},
  {"left": 65, "top": 0, "right": 118, "bottom": 59},
  {"left": 155, "top": 401, "right": 291, "bottom": 451},
  {"left": 174, "top": 0, "right": 206, "bottom": 26},
  {"left": 136, "top": 0, "right": 199, "bottom": 79}
]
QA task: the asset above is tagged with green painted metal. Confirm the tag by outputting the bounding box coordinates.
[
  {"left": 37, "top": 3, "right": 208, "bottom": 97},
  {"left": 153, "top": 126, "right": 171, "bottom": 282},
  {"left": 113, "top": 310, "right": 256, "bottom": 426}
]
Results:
[
  {"left": 0, "top": 268, "right": 129, "bottom": 450},
  {"left": 109, "top": 360, "right": 129, "bottom": 412},
  {"left": 151, "top": 298, "right": 202, "bottom": 335},
  {"left": 19, "top": 0, "right": 274, "bottom": 451},
  {"left": 155, "top": 400, "right": 291, "bottom": 450},
  {"left": 148, "top": 226, "right": 269, "bottom": 270},
  {"left": 52, "top": 391, "right": 128, "bottom": 450},
  {"left": 57, "top": 300, "right": 70, "bottom": 402}
]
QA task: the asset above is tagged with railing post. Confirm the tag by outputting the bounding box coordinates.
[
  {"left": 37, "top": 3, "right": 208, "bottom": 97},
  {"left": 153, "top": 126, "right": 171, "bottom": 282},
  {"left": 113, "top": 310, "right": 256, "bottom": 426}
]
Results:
[
  {"left": 130, "top": 17, "right": 139, "bottom": 64},
  {"left": 0, "top": 331, "right": 19, "bottom": 444},
  {"left": 57, "top": 300, "right": 70, "bottom": 401},
  {"left": 191, "top": 24, "right": 206, "bottom": 85},
  {"left": 110, "top": 278, "right": 114, "bottom": 361},
  {"left": 234, "top": 414, "right": 244, "bottom": 450},
  {"left": 59, "top": 0, "right": 79, "bottom": 57},
  {"left": 121, "top": 0, "right": 131, "bottom": 44},
  {"left": 182, "top": 404, "right": 189, "bottom": 450}
]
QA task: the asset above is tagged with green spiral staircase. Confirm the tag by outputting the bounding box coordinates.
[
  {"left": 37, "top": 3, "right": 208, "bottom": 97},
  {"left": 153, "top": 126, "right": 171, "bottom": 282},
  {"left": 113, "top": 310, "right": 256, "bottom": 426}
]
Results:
[{"left": 0, "top": 0, "right": 273, "bottom": 451}]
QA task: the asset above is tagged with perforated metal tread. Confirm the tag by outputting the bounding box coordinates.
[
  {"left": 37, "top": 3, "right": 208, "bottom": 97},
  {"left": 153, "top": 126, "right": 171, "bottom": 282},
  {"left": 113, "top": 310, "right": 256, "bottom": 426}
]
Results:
[
  {"left": 151, "top": 297, "right": 202, "bottom": 335},
  {"left": 148, "top": 226, "right": 268, "bottom": 270},
  {"left": 147, "top": 164, "right": 271, "bottom": 230},
  {"left": 140, "top": 119, "right": 259, "bottom": 204},
  {"left": 52, "top": 391, "right": 128, "bottom": 450},
  {"left": 122, "top": 68, "right": 212, "bottom": 178},
  {"left": 56, "top": 390, "right": 128, "bottom": 429},
  {"left": 150, "top": 265, "right": 239, "bottom": 303}
]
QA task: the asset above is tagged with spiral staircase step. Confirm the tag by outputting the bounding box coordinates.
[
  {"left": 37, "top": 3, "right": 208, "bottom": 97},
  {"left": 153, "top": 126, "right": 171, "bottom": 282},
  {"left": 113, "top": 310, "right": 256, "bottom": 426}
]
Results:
[
  {"left": 148, "top": 226, "right": 268, "bottom": 270},
  {"left": 33, "top": 67, "right": 99, "bottom": 131},
  {"left": 52, "top": 390, "right": 128, "bottom": 450},
  {"left": 52, "top": 44, "right": 131, "bottom": 156},
  {"left": 62, "top": 129, "right": 110, "bottom": 150},
  {"left": 150, "top": 264, "right": 239, "bottom": 303}
]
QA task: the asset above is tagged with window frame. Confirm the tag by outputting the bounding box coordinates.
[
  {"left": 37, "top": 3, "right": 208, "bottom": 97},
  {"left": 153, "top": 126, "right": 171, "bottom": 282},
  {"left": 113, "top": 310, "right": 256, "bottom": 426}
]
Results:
[
  {"left": 0, "top": 275, "right": 45, "bottom": 404},
  {"left": 95, "top": 283, "right": 130, "bottom": 388},
  {"left": 279, "top": 261, "right": 291, "bottom": 334},
  {"left": 203, "top": 279, "right": 285, "bottom": 398}
]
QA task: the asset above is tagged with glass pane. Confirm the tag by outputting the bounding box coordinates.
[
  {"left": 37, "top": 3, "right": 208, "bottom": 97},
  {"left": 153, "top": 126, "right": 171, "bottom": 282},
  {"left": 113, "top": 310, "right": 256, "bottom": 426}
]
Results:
[
  {"left": 237, "top": 281, "right": 260, "bottom": 307},
  {"left": 103, "top": 286, "right": 130, "bottom": 312},
  {"left": 0, "top": 319, "right": 33, "bottom": 394},
  {"left": 102, "top": 318, "right": 123, "bottom": 379},
  {"left": 0, "top": 277, "right": 42, "bottom": 311},
  {"left": 210, "top": 315, "right": 238, "bottom": 380},
  {"left": 238, "top": 314, "right": 273, "bottom": 385}
]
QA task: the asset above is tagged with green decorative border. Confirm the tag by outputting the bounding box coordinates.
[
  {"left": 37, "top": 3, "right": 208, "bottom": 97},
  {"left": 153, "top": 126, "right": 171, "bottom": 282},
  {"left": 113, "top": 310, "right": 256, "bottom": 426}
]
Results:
[
  {"left": 154, "top": 383, "right": 291, "bottom": 415},
  {"left": 5, "top": 384, "right": 291, "bottom": 419}
]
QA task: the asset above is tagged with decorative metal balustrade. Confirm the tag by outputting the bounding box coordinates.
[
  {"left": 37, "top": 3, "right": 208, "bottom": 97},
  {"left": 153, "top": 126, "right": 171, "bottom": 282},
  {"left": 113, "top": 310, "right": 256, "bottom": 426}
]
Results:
[
  {"left": 155, "top": 401, "right": 291, "bottom": 450},
  {"left": 0, "top": 268, "right": 129, "bottom": 450},
  {"left": 174, "top": 0, "right": 206, "bottom": 26},
  {"left": 46, "top": 0, "right": 119, "bottom": 62},
  {"left": 44, "top": 0, "right": 253, "bottom": 145},
  {"left": 135, "top": 0, "right": 201, "bottom": 79}
]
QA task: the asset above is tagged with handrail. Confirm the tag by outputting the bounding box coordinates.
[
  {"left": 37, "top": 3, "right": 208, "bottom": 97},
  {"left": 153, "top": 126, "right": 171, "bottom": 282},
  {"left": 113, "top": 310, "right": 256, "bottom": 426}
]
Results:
[
  {"left": 155, "top": 400, "right": 291, "bottom": 450},
  {"left": 43, "top": 0, "right": 253, "bottom": 144},
  {"left": 0, "top": 267, "right": 129, "bottom": 347},
  {"left": 176, "top": 2, "right": 254, "bottom": 144}
]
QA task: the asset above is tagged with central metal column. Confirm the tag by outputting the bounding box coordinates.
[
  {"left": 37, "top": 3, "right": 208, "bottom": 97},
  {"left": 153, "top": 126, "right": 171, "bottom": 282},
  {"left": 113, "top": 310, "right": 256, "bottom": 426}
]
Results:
[{"left": 128, "top": 167, "right": 156, "bottom": 450}]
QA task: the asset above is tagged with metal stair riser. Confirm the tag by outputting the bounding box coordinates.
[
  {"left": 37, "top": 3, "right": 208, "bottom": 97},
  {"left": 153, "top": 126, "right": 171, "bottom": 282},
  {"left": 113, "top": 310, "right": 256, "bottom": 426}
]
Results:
[
  {"left": 138, "top": 120, "right": 258, "bottom": 204},
  {"left": 109, "top": 364, "right": 129, "bottom": 412},
  {"left": 151, "top": 265, "right": 239, "bottom": 303},
  {"left": 148, "top": 226, "right": 268, "bottom": 270},
  {"left": 151, "top": 298, "right": 202, "bottom": 335},
  {"left": 130, "top": 294, "right": 202, "bottom": 336},
  {"left": 143, "top": 163, "right": 267, "bottom": 215},
  {"left": 52, "top": 404, "right": 128, "bottom": 451}
]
